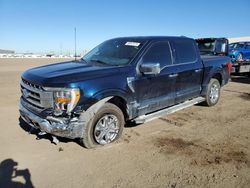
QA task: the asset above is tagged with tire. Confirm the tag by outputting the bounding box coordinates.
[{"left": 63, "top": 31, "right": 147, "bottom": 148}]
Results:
[
  {"left": 236, "top": 53, "right": 243, "bottom": 61},
  {"left": 79, "top": 102, "right": 124, "bottom": 149},
  {"left": 203, "top": 78, "right": 221, "bottom": 106}
]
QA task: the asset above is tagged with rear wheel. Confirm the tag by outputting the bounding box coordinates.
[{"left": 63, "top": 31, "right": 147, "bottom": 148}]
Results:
[
  {"left": 79, "top": 102, "right": 124, "bottom": 148},
  {"left": 203, "top": 78, "right": 221, "bottom": 106}
]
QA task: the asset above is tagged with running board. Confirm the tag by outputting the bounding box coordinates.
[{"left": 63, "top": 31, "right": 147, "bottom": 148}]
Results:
[{"left": 133, "top": 97, "right": 205, "bottom": 124}]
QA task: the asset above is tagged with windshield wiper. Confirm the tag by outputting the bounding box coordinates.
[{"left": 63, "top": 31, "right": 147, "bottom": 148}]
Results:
[
  {"left": 80, "top": 58, "right": 88, "bottom": 64},
  {"left": 90, "top": 59, "right": 109, "bottom": 65}
]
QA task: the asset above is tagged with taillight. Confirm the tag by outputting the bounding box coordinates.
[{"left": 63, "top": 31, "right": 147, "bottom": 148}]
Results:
[{"left": 227, "top": 62, "right": 232, "bottom": 74}]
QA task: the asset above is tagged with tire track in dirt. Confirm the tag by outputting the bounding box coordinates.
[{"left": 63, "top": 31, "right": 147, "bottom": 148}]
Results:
[{"left": 154, "top": 137, "right": 250, "bottom": 168}]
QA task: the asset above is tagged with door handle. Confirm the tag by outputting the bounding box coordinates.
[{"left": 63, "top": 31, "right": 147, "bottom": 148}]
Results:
[
  {"left": 169, "top": 73, "right": 178, "bottom": 78},
  {"left": 195, "top": 69, "right": 202, "bottom": 73}
]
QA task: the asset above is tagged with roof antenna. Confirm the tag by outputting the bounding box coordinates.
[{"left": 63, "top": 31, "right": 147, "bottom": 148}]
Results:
[{"left": 74, "top": 27, "right": 77, "bottom": 61}]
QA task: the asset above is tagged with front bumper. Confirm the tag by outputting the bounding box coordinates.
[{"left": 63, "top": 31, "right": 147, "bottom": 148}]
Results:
[{"left": 19, "top": 102, "right": 84, "bottom": 139}]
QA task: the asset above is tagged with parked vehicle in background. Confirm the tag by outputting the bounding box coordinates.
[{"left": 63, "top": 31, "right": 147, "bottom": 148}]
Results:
[
  {"left": 196, "top": 38, "right": 250, "bottom": 76},
  {"left": 19, "top": 36, "right": 232, "bottom": 148},
  {"left": 231, "top": 60, "right": 250, "bottom": 76},
  {"left": 196, "top": 38, "right": 228, "bottom": 56},
  {"left": 229, "top": 42, "right": 250, "bottom": 61}
]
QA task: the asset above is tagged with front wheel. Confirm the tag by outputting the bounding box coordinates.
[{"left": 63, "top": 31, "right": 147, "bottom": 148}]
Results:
[
  {"left": 236, "top": 53, "right": 243, "bottom": 61},
  {"left": 79, "top": 102, "right": 124, "bottom": 149},
  {"left": 203, "top": 78, "right": 221, "bottom": 106}
]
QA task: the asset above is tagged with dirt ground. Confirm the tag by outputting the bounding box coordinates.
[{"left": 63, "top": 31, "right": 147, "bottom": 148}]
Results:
[{"left": 0, "top": 58, "right": 249, "bottom": 188}]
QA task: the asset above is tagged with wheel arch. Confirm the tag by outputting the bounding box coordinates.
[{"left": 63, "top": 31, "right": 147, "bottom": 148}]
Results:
[
  {"left": 107, "top": 96, "right": 129, "bottom": 121},
  {"left": 201, "top": 71, "right": 223, "bottom": 96},
  {"left": 236, "top": 51, "right": 244, "bottom": 59},
  {"left": 211, "top": 73, "right": 222, "bottom": 85},
  {"left": 84, "top": 89, "right": 131, "bottom": 121}
]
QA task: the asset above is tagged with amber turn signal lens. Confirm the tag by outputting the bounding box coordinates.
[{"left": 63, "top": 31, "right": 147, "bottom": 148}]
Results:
[
  {"left": 74, "top": 90, "right": 80, "bottom": 104},
  {"left": 55, "top": 97, "right": 71, "bottom": 104}
]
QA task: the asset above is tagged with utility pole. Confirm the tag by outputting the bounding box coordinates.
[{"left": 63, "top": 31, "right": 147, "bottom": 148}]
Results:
[
  {"left": 60, "top": 43, "right": 62, "bottom": 56},
  {"left": 74, "top": 27, "right": 77, "bottom": 61}
]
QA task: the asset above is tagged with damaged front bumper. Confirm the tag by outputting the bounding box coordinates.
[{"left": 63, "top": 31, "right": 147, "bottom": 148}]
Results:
[{"left": 19, "top": 102, "right": 84, "bottom": 139}]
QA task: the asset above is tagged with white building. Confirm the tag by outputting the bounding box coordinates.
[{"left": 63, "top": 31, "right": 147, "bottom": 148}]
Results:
[{"left": 228, "top": 36, "right": 250, "bottom": 43}]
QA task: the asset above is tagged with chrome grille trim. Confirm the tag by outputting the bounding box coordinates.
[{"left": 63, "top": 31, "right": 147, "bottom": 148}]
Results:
[
  {"left": 26, "top": 98, "right": 44, "bottom": 108},
  {"left": 28, "top": 92, "right": 40, "bottom": 100},
  {"left": 20, "top": 97, "right": 44, "bottom": 113},
  {"left": 20, "top": 80, "right": 54, "bottom": 109},
  {"left": 22, "top": 78, "right": 43, "bottom": 89},
  {"left": 21, "top": 79, "right": 43, "bottom": 93}
]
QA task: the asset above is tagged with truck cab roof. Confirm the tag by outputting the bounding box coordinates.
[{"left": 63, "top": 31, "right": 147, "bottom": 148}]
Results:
[{"left": 108, "top": 36, "right": 191, "bottom": 42}]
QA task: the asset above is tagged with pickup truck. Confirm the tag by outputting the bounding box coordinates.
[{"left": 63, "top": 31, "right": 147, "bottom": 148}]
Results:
[
  {"left": 196, "top": 38, "right": 250, "bottom": 76},
  {"left": 19, "top": 36, "right": 232, "bottom": 148},
  {"left": 196, "top": 38, "right": 229, "bottom": 56}
]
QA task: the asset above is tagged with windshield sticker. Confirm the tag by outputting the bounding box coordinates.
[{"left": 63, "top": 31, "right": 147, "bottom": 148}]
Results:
[{"left": 125, "top": 42, "right": 141, "bottom": 47}]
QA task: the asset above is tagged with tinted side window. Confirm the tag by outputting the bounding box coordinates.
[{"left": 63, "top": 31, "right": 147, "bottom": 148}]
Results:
[
  {"left": 246, "top": 43, "right": 250, "bottom": 49},
  {"left": 237, "top": 43, "right": 245, "bottom": 48},
  {"left": 215, "top": 41, "right": 223, "bottom": 52},
  {"left": 141, "top": 41, "right": 172, "bottom": 68},
  {"left": 174, "top": 39, "right": 197, "bottom": 64}
]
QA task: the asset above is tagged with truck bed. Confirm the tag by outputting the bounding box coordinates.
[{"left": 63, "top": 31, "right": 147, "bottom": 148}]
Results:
[{"left": 201, "top": 55, "right": 230, "bottom": 65}]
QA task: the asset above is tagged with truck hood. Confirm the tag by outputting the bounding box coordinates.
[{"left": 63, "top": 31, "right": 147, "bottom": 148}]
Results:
[{"left": 22, "top": 60, "right": 123, "bottom": 87}]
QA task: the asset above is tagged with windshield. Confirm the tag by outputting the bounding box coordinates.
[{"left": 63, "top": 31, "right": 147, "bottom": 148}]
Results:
[
  {"left": 82, "top": 38, "right": 145, "bottom": 66},
  {"left": 229, "top": 43, "right": 244, "bottom": 49},
  {"left": 196, "top": 39, "right": 216, "bottom": 54}
]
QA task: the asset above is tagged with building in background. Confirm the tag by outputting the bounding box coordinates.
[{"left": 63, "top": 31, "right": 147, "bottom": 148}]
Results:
[
  {"left": 0, "top": 49, "right": 15, "bottom": 54},
  {"left": 228, "top": 36, "right": 250, "bottom": 43},
  {"left": 0, "top": 49, "right": 15, "bottom": 57}
]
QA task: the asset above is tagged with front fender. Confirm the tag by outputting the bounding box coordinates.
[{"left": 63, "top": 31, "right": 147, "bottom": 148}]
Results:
[
  {"left": 77, "top": 88, "right": 132, "bottom": 112},
  {"left": 92, "top": 89, "right": 131, "bottom": 102},
  {"left": 234, "top": 51, "right": 240, "bottom": 57}
]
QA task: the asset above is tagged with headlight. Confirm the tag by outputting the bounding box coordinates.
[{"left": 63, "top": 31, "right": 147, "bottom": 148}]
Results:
[{"left": 53, "top": 88, "right": 80, "bottom": 115}]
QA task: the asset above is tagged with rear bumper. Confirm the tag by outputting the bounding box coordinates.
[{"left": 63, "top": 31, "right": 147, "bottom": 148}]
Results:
[
  {"left": 19, "top": 102, "right": 84, "bottom": 139},
  {"left": 231, "top": 62, "right": 250, "bottom": 74}
]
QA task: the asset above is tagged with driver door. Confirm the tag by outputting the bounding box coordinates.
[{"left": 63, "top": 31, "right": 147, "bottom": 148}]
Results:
[{"left": 133, "top": 41, "right": 177, "bottom": 115}]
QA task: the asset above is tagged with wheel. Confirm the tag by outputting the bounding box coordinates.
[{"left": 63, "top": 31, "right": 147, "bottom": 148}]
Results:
[
  {"left": 203, "top": 78, "right": 221, "bottom": 106},
  {"left": 236, "top": 53, "right": 243, "bottom": 61},
  {"left": 79, "top": 102, "right": 124, "bottom": 148}
]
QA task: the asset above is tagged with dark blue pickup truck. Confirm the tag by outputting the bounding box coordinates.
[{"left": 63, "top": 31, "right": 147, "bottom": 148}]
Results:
[{"left": 19, "top": 36, "right": 232, "bottom": 148}]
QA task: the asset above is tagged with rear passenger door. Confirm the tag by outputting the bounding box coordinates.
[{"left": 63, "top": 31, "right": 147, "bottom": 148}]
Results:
[{"left": 171, "top": 38, "right": 203, "bottom": 103}]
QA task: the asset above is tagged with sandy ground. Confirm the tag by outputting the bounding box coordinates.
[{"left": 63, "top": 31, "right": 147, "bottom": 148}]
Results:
[{"left": 0, "top": 58, "right": 249, "bottom": 188}]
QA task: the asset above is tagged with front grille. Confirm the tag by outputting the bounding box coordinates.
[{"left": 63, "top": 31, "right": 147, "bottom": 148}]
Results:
[
  {"left": 21, "top": 79, "right": 43, "bottom": 108},
  {"left": 20, "top": 79, "right": 54, "bottom": 111}
]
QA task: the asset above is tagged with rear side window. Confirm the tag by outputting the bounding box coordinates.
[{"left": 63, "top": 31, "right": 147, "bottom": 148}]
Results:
[
  {"left": 173, "top": 39, "right": 197, "bottom": 64},
  {"left": 215, "top": 41, "right": 226, "bottom": 52},
  {"left": 141, "top": 41, "right": 172, "bottom": 68},
  {"left": 246, "top": 43, "right": 250, "bottom": 49}
]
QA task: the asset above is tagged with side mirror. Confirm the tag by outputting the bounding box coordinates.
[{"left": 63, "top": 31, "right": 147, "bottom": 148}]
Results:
[{"left": 139, "top": 62, "right": 161, "bottom": 75}]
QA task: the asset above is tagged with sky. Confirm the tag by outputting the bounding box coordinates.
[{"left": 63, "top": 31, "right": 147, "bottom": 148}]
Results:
[{"left": 0, "top": 0, "right": 250, "bottom": 54}]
